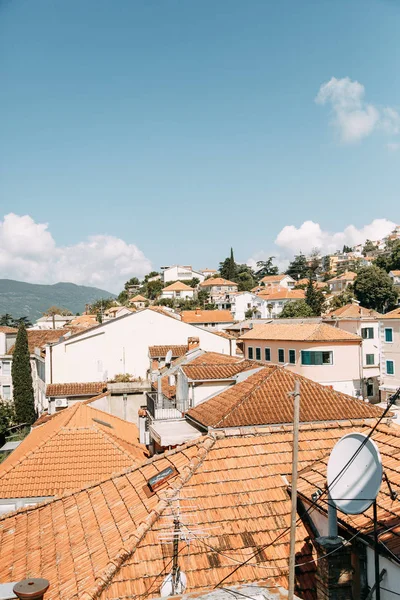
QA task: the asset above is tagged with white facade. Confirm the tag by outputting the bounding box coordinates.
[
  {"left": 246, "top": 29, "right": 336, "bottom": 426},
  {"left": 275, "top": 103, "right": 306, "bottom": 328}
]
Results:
[
  {"left": 46, "top": 309, "right": 233, "bottom": 384},
  {"left": 260, "top": 274, "right": 295, "bottom": 289},
  {"left": 33, "top": 315, "right": 76, "bottom": 330},
  {"left": 161, "top": 265, "right": 205, "bottom": 284},
  {"left": 161, "top": 288, "right": 194, "bottom": 300},
  {"left": 379, "top": 315, "right": 400, "bottom": 401},
  {"left": 217, "top": 292, "right": 270, "bottom": 321},
  {"left": 0, "top": 331, "right": 16, "bottom": 402}
]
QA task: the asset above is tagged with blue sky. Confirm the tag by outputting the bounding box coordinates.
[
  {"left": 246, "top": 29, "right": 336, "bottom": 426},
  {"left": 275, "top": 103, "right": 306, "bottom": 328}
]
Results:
[{"left": 0, "top": 0, "right": 399, "bottom": 291}]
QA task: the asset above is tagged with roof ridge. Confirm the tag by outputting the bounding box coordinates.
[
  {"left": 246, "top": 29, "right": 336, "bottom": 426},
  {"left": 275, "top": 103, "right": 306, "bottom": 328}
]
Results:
[
  {"left": 79, "top": 434, "right": 218, "bottom": 600},
  {"left": 94, "top": 426, "right": 144, "bottom": 463},
  {"left": 214, "top": 366, "right": 278, "bottom": 428}
]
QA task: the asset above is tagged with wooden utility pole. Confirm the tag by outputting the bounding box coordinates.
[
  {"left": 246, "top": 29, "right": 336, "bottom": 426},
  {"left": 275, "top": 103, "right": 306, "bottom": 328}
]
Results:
[{"left": 288, "top": 380, "right": 300, "bottom": 600}]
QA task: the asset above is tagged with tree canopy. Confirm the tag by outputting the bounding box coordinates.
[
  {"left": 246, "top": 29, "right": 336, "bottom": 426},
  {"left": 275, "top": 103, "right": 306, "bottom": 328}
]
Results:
[
  {"left": 285, "top": 253, "right": 309, "bottom": 280},
  {"left": 43, "top": 306, "right": 73, "bottom": 317},
  {"left": 279, "top": 300, "right": 314, "bottom": 319},
  {"left": 353, "top": 266, "right": 398, "bottom": 312},
  {"left": 11, "top": 323, "right": 36, "bottom": 426},
  {"left": 375, "top": 240, "right": 400, "bottom": 272},
  {"left": 255, "top": 257, "right": 278, "bottom": 279},
  {"left": 305, "top": 276, "right": 325, "bottom": 316},
  {"left": 219, "top": 248, "right": 237, "bottom": 281}
]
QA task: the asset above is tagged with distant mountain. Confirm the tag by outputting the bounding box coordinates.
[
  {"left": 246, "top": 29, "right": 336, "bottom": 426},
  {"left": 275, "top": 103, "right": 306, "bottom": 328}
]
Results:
[{"left": 0, "top": 279, "right": 116, "bottom": 321}]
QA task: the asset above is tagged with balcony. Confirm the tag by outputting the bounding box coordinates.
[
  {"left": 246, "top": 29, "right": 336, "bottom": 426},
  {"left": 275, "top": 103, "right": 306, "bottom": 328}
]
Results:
[{"left": 146, "top": 392, "right": 183, "bottom": 420}]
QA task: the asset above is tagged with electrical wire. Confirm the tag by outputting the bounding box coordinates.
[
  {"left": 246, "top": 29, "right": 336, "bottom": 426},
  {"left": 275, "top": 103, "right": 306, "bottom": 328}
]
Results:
[
  {"left": 381, "top": 587, "right": 400, "bottom": 597},
  {"left": 214, "top": 387, "right": 400, "bottom": 589}
]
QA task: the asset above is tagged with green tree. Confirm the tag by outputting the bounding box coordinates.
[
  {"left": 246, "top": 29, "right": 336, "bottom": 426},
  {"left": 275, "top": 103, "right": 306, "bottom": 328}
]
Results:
[
  {"left": 328, "top": 290, "right": 355, "bottom": 310},
  {"left": 124, "top": 277, "right": 140, "bottom": 289},
  {"left": 285, "top": 253, "right": 309, "bottom": 280},
  {"left": 279, "top": 300, "right": 314, "bottom": 318},
  {"left": 342, "top": 245, "right": 353, "bottom": 253},
  {"left": 117, "top": 290, "right": 129, "bottom": 304},
  {"left": 0, "top": 401, "right": 15, "bottom": 447},
  {"left": 146, "top": 279, "right": 163, "bottom": 300},
  {"left": 11, "top": 323, "right": 36, "bottom": 426},
  {"left": 11, "top": 316, "right": 33, "bottom": 328},
  {"left": 0, "top": 314, "right": 13, "bottom": 327},
  {"left": 43, "top": 306, "right": 73, "bottom": 317},
  {"left": 144, "top": 271, "right": 160, "bottom": 283},
  {"left": 353, "top": 266, "right": 398, "bottom": 312},
  {"left": 219, "top": 248, "right": 237, "bottom": 281},
  {"left": 375, "top": 240, "right": 400, "bottom": 272},
  {"left": 89, "top": 298, "right": 116, "bottom": 314},
  {"left": 305, "top": 276, "right": 325, "bottom": 316},
  {"left": 236, "top": 264, "right": 256, "bottom": 291},
  {"left": 255, "top": 257, "right": 278, "bottom": 279},
  {"left": 362, "top": 239, "right": 377, "bottom": 256}
]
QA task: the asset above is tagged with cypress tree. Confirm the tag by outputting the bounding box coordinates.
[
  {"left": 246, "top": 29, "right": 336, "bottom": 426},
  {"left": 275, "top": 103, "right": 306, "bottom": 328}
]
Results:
[
  {"left": 11, "top": 322, "right": 36, "bottom": 425},
  {"left": 305, "top": 274, "right": 324, "bottom": 316}
]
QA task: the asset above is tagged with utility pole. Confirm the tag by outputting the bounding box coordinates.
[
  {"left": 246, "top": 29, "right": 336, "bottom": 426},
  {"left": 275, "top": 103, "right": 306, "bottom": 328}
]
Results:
[{"left": 288, "top": 380, "right": 300, "bottom": 600}]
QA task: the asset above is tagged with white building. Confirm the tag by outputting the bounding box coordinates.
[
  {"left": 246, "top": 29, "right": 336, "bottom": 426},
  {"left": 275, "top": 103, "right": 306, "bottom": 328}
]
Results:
[
  {"left": 324, "top": 302, "right": 382, "bottom": 402},
  {"left": 46, "top": 308, "right": 233, "bottom": 385},
  {"left": 216, "top": 291, "right": 270, "bottom": 321},
  {"left": 256, "top": 288, "right": 306, "bottom": 318},
  {"left": 258, "top": 274, "right": 295, "bottom": 289},
  {"left": 379, "top": 307, "right": 400, "bottom": 402},
  {"left": 161, "top": 265, "right": 205, "bottom": 284},
  {"left": 161, "top": 281, "right": 194, "bottom": 300},
  {"left": 389, "top": 270, "right": 400, "bottom": 293},
  {"left": 0, "top": 327, "right": 17, "bottom": 401},
  {"left": 33, "top": 315, "right": 76, "bottom": 330},
  {"left": 199, "top": 277, "right": 238, "bottom": 303}
]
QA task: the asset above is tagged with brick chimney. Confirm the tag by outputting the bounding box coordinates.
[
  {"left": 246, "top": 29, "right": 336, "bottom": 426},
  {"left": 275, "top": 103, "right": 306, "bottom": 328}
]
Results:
[
  {"left": 13, "top": 578, "right": 50, "bottom": 600},
  {"left": 187, "top": 337, "right": 200, "bottom": 351},
  {"left": 315, "top": 536, "right": 353, "bottom": 599}
]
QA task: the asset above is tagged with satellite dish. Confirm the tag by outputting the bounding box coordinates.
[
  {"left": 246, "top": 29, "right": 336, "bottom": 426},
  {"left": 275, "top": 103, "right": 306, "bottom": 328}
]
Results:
[
  {"left": 165, "top": 350, "right": 173, "bottom": 366},
  {"left": 160, "top": 570, "right": 187, "bottom": 597},
  {"left": 327, "top": 433, "right": 382, "bottom": 515}
]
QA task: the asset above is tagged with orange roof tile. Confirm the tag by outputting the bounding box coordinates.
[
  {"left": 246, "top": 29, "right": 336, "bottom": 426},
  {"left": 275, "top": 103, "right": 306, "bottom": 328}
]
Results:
[
  {"left": 239, "top": 322, "right": 361, "bottom": 342},
  {"left": 7, "top": 329, "right": 72, "bottom": 355},
  {"left": 181, "top": 310, "right": 234, "bottom": 324},
  {"left": 182, "top": 359, "right": 258, "bottom": 381},
  {"left": 186, "top": 366, "right": 383, "bottom": 429},
  {"left": 381, "top": 307, "right": 400, "bottom": 319},
  {"left": 390, "top": 270, "right": 400, "bottom": 276},
  {"left": 325, "top": 303, "right": 382, "bottom": 319},
  {"left": 327, "top": 270, "right": 357, "bottom": 283},
  {"left": 189, "top": 351, "right": 242, "bottom": 365},
  {"left": 0, "top": 326, "right": 17, "bottom": 333},
  {"left": 149, "top": 345, "right": 189, "bottom": 358},
  {"left": 130, "top": 294, "right": 147, "bottom": 301},
  {"left": 259, "top": 274, "right": 290, "bottom": 284},
  {"left": 199, "top": 277, "right": 238, "bottom": 287},
  {"left": 46, "top": 381, "right": 108, "bottom": 397},
  {"left": 0, "top": 400, "right": 148, "bottom": 498},
  {"left": 162, "top": 281, "right": 194, "bottom": 292},
  {"left": 257, "top": 289, "right": 306, "bottom": 300}
]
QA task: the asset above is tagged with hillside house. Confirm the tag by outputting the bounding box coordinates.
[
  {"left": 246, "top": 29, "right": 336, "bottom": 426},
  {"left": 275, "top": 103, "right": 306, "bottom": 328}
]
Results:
[
  {"left": 256, "top": 288, "right": 306, "bottom": 318},
  {"left": 161, "top": 281, "right": 194, "bottom": 300},
  {"left": 389, "top": 270, "right": 400, "bottom": 292},
  {"left": 216, "top": 291, "right": 270, "bottom": 321},
  {"left": 129, "top": 294, "right": 147, "bottom": 309},
  {"left": 379, "top": 307, "right": 400, "bottom": 402},
  {"left": 259, "top": 273, "right": 295, "bottom": 288},
  {"left": 199, "top": 277, "right": 238, "bottom": 302},
  {"left": 324, "top": 302, "right": 382, "bottom": 402},
  {"left": 327, "top": 270, "right": 357, "bottom": 293},
  {"left": 161, "top": 265, "right": 205, "bottom": 284},
  {"left": 239, "top": 321, "right": 362, "bottom": 396},
  {"left": 180, "top": 309, "right": 234, "bottom": 332}
]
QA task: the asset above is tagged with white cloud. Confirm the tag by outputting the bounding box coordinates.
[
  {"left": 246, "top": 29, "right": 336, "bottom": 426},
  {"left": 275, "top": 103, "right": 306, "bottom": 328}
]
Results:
[
  {"left": 247, "top": 218, "right": 397, "bottom": 270},
  {"left": 315, "top": 77, "right": 399, "bottom": 143},
  {"left": 0, "top": 213, "right": 152, "bottom": 292},
  {"left": 387, "top": 142, "right": 400, "bottom": 152}
]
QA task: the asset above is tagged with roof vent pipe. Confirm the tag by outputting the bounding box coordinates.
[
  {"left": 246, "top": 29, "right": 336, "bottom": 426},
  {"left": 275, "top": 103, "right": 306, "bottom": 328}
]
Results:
[{"left": 13, "top": 578, "right": 50, "bottom": 600}]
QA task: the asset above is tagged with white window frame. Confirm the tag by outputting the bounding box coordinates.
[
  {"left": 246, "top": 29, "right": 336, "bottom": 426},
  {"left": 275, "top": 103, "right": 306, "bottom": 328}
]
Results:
[
  {"left": 1, "top": 361, "right": 11, "bottom": 376},
  {"left": 2, "top": 385, "right": 11, "bottom": 400},
  {"left": 365, "top": 354, "right": 375, "bottom": 366},
  {"left": 289, "top": 349, "right": 296, "bottom": 365},
  {"left": 278, "top": 348, "right": 285, "bottom": 363},
  {"left": 255, "top": 347, "right": 262, "bottom": 361},
  {"left": 385, "top": 328, "right": 394, "bottom": 343},
  {"left": 265, "top": 347, "right": 271, "bottom": 362},
  {"left": 248, "top": 346, "right": 254, "bottom": 360}
]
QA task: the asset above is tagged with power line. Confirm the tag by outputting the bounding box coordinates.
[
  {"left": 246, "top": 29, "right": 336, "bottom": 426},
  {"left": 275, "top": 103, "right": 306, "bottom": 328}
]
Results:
[
  {"left": 381, "top": 587, "right": 400, "bottom": 597},
  {"left": 214, "top": 388, "right": 399, "bottom": 589}
]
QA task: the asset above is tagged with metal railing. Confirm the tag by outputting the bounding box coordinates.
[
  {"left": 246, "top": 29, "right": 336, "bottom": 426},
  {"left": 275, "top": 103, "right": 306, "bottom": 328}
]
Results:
[{"left": 146, "top": 392, "right": 182, "bottom": 420}]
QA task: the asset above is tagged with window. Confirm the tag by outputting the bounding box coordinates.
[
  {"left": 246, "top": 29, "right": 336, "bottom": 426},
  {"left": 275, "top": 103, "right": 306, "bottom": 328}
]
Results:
[
  {"left": 301, "top": 351, "right": 333, "bottom": 365},
  {"left": 387, "top": 360, "right": 395, "bottom": 375},
  {"left": 361, "top": 327, "right": 374, "bottom": 339},
  {"left": 2, "top": 385, "right": 11, "bottom": 400},
  {"left": 385, "top": 328, "right": 393, "bottom": 343},
  {"left": 366, "top": 354, "right": 375, "bottom": 366},
  {"left": 367, "top": 382, "right": 374, "bottom": 397},
  {"left": 265, "top": 348, "right": 271, "bottom": 362},
  {"left": 255, "top": 347, "right": 261, "bottom": 361},
  {"left": 1, "top": 362, "right": 11, "bottom": 376},
  {"left": 248, "top": 347, "right": 254, "bottom": 360},
  {"left": 278, "top": 348, "right": 285, "bottom": 363},
  {"left": 289, "top": 349, "right": 296, "bottom": 364}
]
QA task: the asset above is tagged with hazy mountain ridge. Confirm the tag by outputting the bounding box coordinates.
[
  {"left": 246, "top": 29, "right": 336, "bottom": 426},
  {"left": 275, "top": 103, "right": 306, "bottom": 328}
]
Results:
[{"left": 0, "top": 279, "right": 116, "bottom": 321}]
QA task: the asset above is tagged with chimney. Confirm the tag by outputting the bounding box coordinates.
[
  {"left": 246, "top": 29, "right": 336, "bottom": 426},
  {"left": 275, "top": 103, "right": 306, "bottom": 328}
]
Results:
[
  {"left": 13, "top": 578, "right": 50, "bottom": 600},
  {"left": 176, "top": 368, "right": 189, "bottom": 413},
  {"left": 187, "top": 337, "right": 200, "bottom": 351},
  {"left": 315, "top": 536, "right": 353, "bottom": 599}
]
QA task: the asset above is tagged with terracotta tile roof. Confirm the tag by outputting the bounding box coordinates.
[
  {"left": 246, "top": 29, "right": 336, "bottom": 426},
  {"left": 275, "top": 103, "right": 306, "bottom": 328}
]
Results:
[
  {"left": 7, "top": 328, "right": 72, "bottom": 355},
  {"left": 69, "top": 315, "right": 98, "bottom": 327},
  {"left": 296, "top": 279, "right": 326, "bottom": 289},
  {"left": 210, "top": 329, "right": 235, "bottom": 339},
  {"left": 0, "top": 428, "right": 332, "bottom": 600},
  {"left": 189, "top": 351, "right": 242, "bottom": 365},
  {"left": 182, "top": 360, "right": 259, "bottom": 381},
  {"left": 297, "top": 421, "right": 400, "bottom": 561},
  {"left": 327, "top": 270, "right": 357, "bottom": 283},
  {"left": 149, "top": 345, "right": 189, "bottom": 358},
  {"left": 260, "top": 274, "right": 290, "bottom": 284},
  {"left": 0, "top": 326, "right": 17, "bottom": 333},
  {"left": 181, "top": 310, "right": 234, "bottom": 324},
  {"left": 381, "top": 307, "right": 400, "bottom": 319},
  {"left": 239, "top": 322, "right": 361, "bottom": 342},
  {"left": 148, "top": 306, "right": 181, "bottom": 319},
  {"left": 46, "top": 381, "right": 108, "bottom": 397},
  {"left": 186, "top": 366, "right": 383, "bottom": 429},
  {"left": 0, "top": 400, "right": 147, "bottom": 498},
  {"left": 199, "top": 277, "right": 238, "bottom": 287},
  {"left": 162, "top": 281, "right": 194, "bottom": 292},
  {"left": 390, "top": 270, "right": 400, "bottom": 276},
  {"left": 325, "top": 303, "right": 382, "bottom": 319},
  {"left": 151, "top": 376, "right": 177, "bottom": 399},
  {"left": 257, "top": 289, "right": 306, "bottom": 300},
  {"left": 130, "top": 294, "right": 147, "bottom": 301}
]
